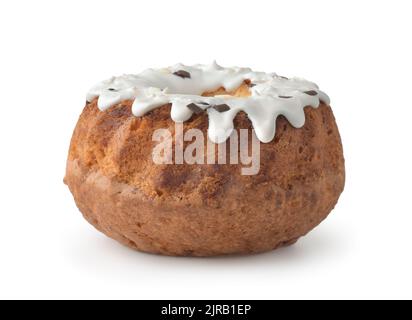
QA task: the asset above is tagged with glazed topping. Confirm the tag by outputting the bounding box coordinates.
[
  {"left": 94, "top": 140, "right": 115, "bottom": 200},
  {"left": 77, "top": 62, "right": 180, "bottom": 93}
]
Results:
[{"left": 87, "top": 62, "right": 330, "bottom": 143}]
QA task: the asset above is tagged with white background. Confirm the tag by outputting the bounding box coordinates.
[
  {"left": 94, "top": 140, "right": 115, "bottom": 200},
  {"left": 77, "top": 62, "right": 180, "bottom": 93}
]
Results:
[{"left": 0, "top": 0, "right": 411, "bottom": 300}]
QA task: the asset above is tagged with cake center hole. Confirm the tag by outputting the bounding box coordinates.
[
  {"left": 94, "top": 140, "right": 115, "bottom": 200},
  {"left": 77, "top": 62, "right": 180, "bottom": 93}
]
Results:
[{"left": 201, "top": 81, "right": 252, "bottom": 98}]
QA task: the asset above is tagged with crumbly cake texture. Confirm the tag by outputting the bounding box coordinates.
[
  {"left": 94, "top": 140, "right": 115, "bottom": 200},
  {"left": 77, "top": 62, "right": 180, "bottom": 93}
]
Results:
[{"left": 65, "top": 83, "right": 345, "bottom": 256}]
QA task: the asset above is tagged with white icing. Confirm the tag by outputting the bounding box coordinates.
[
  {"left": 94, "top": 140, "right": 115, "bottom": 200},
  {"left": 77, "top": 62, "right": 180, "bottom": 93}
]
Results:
[{"left": 87, "top": 62, "right": 330, "bottom": 143}]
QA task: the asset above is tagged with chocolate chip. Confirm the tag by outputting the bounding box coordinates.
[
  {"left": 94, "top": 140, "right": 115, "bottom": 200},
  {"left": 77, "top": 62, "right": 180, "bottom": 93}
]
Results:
[
  {"left": 304, "top": 90, "right": 318, "bottom": 96},
  {"left": 279, "top": 95, "right": 292, "bottom": 99},
  {"left": 173, "top": 70, "right": 191, "bottom": 79},
  {"left": 280, "top": 76, "right": 289, "bottom": 80},
  {"left": 108, "top": 88, "right": 117, "bottom": 91},
  {"left": 197, "top": 102, "right": 210, "bottom": 106},
  {"left": 187, "top": 103, "right": 204, "bottom": 114},
  {"left": 213, "top": 104, "right": 231, "bottom": 112},
  {"left": 249, "top": 83, "right": 257, "bottom": 88}
]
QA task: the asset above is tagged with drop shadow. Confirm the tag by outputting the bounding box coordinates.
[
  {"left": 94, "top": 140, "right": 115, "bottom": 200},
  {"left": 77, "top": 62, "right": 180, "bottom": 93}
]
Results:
[{"left": 95, "top": 224, "right": 348, "bottom": 270}]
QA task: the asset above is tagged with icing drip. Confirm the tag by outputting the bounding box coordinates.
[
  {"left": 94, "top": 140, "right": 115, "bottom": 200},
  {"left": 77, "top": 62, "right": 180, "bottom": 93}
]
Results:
[{"left": 87, "top": 62, "right": 330, "bottom": 143}]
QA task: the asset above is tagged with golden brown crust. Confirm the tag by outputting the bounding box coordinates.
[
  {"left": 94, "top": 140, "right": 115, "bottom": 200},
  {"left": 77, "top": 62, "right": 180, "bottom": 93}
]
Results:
[{"left": 65, "top": 97, "right": 345, "bottom": 256}]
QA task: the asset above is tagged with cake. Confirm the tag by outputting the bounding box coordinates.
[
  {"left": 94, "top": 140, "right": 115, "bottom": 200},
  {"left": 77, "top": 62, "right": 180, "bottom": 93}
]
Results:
[{"left": 64, "top": 62, "right": 345, "bottom": 256}]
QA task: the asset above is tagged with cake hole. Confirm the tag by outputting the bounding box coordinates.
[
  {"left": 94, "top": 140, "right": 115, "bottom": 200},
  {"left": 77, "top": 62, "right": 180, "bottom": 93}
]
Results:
[
  {"left": 127, "top": 239, "right": 138, "bottom": 248},
  {"left": 89, "top": 217, "right": 99, "bottom": 226},
  {"left": 123, "top": 235, "right": 138, "bottom": 248},
  {"left": 201, "top": 81, "right": 252, "bottom": 98}
]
